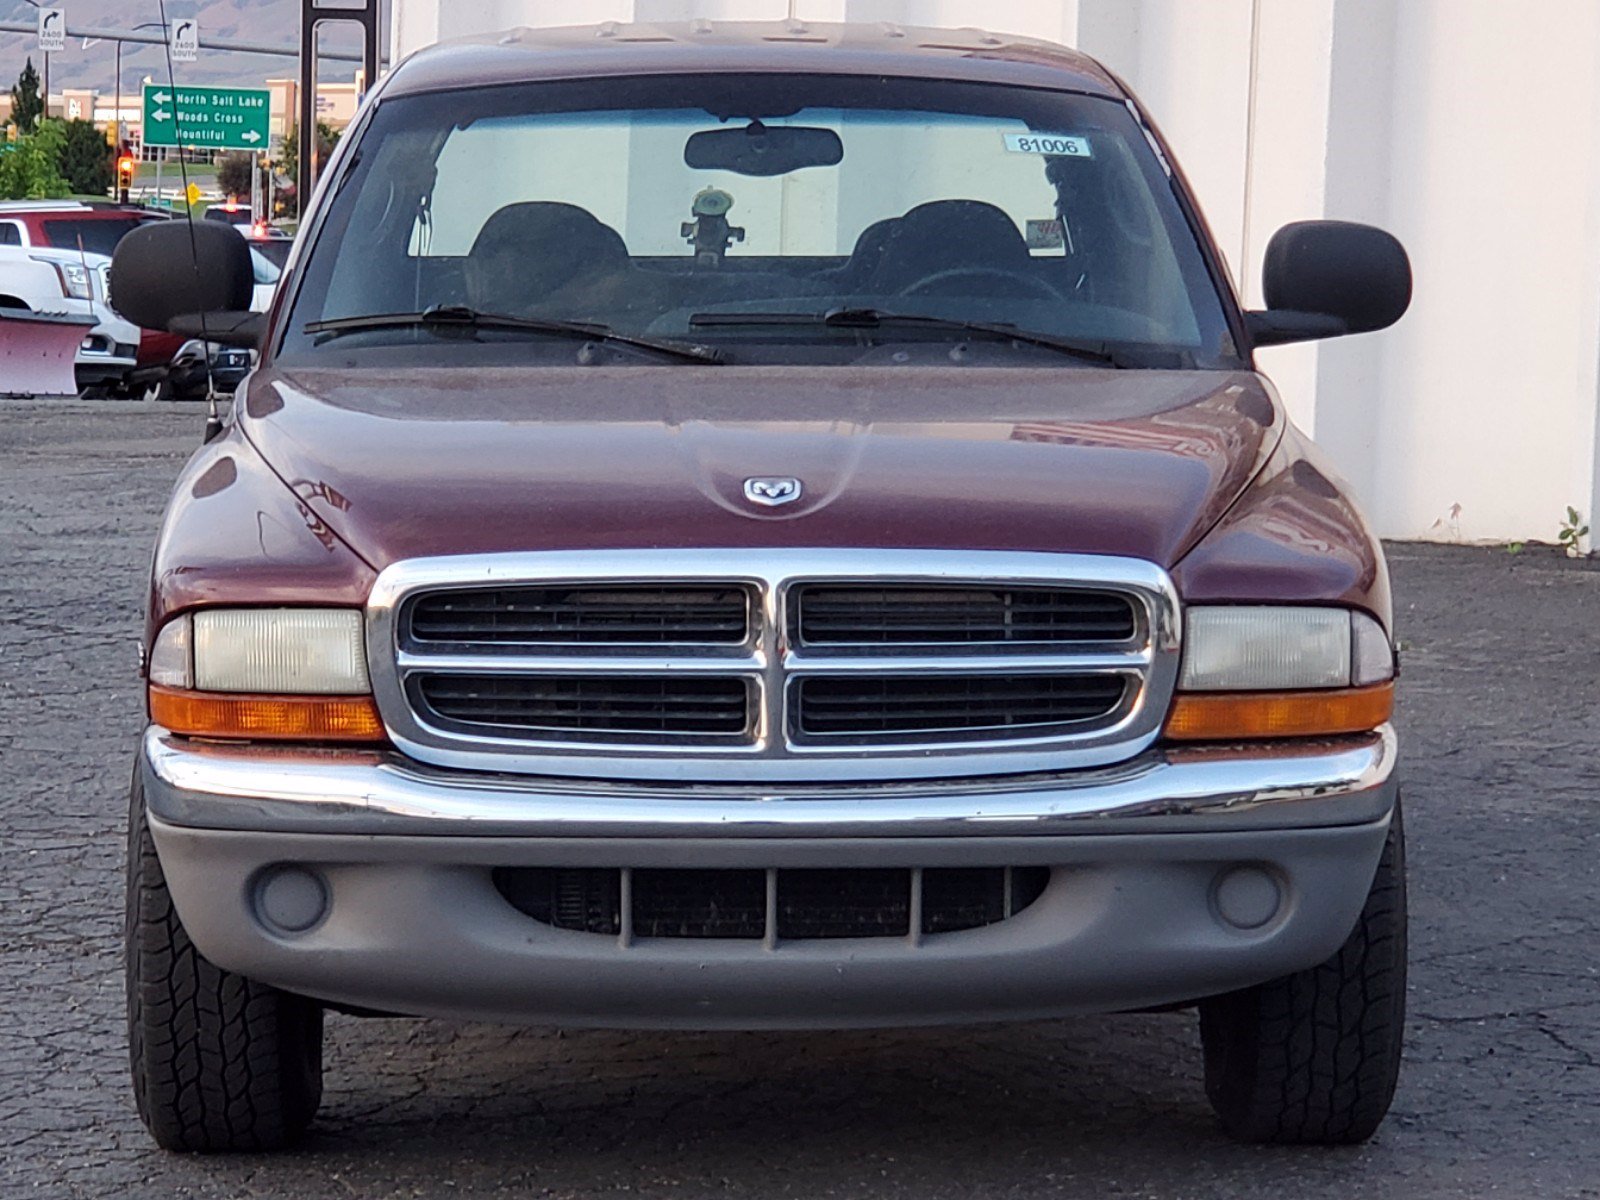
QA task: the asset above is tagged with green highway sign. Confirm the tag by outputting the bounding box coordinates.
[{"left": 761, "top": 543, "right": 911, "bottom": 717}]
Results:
[{"left": 142, "top": 84, "right": 271, "bottom": 152}]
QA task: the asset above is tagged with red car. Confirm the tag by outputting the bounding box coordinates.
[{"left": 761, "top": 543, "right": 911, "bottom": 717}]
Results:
[
  {"left": 111, "top": 22, "right": 1412, "bottom": 1154},
  {"left": 0, "top": 200, "right": 181, "bottom": 368}
]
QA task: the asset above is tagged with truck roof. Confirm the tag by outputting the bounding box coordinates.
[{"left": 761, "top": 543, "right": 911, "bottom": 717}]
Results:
[{"left": 383, "top": 20, "right": 1123, "bottom": 102}]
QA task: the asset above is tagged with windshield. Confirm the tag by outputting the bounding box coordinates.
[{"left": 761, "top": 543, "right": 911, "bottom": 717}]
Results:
[
  {"left": 44, "top": 216, "right": 161, "bottom": 257},
  {"left": 280, "top": 75, "right": 1237, "bottom": 368}
]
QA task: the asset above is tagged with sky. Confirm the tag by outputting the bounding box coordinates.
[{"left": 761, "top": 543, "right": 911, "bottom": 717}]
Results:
[{"left": 0, "top": 0, "right": 364, "bottom": 99}]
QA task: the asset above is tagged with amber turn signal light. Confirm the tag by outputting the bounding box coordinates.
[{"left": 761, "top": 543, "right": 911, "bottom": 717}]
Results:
[
  {"left": 1163, "top": 682, "right": 1394, "bottom": 741},
  {"left": 149, "top": 685, "right": 387, "bottom": 743}
]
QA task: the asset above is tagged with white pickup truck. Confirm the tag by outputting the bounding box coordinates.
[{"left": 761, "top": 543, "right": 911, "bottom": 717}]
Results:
[{"left": 0, "top": 244, "right": 140, "bottom": 393}]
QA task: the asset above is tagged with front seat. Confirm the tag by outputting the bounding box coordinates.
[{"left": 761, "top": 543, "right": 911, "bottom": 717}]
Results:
[
  {"left": 866, "top": 199, "right": 1032, "bottom": 295},
  {"left": 465, "top": 201, "right": 644, "bottom": 318}
]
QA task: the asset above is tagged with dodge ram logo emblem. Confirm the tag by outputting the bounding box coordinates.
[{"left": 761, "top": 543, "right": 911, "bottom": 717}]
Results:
[{"left": 743, "top": 476, "right": 803, "bottom": 507}]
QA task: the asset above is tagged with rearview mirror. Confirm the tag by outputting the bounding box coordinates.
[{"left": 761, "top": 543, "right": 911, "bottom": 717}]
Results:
[
  {"left": 1246, "top": 220, "right": 1411, "bottom": 347},
  {"left": 110, "top": 221, "right": 261, "bottom": 348},
  {"left": 685, "top": 121, "right": 844, "bottom": 177}
]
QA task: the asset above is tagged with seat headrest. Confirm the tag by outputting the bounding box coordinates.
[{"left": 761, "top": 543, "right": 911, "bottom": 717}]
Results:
[
  {"left": 467, "top": 202, "right": 630, "bottom": 309},
  {"left": 869, "top": 200, "right": 1030, "bottom": 292}
]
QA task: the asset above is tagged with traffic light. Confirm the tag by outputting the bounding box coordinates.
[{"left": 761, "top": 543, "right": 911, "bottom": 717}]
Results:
[{"left": 117, "top": 148, "right": 137, "bottom": 205}]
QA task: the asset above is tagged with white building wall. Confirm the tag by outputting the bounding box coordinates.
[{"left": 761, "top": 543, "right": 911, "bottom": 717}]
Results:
[{"left": 391, "top": 0, "right": 1600, "bottom": 546}]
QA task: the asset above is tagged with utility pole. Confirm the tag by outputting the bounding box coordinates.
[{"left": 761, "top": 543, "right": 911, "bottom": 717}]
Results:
[
  {"left": 298, "top": 0, "right": 380, "bottom": 211},
  {"left": 118, "top": 22, "right": 167, "bottom": 202}
]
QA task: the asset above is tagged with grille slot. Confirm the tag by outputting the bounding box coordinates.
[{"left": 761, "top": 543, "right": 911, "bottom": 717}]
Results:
[
  {"left": 795, "top": 584, "right": 1137, "bottom": 645},
  {"left": 408, "top": 585, "right": 749, "bottom": 646},
  {"left": 794, "top": 674, "right": 1127, "bottom": 738},
  {"left": 494, "top": 866, "right": 1052, "bottom": 939},
  {"left": 415, "top": 674, "right": 750, "bottom": 737},
  {"left": 776, "top": 869, "right": 909, "bottom": 938},
  {"left": 634, "top": 869, "right": 767, "bottom": 938}
]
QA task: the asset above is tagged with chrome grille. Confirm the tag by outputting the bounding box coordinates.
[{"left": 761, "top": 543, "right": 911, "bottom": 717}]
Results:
[
  {"left": 793, "top": 674, "right": 1128, "bottom": 738},
  {"left": 368, "top": 550, "right": 1181, "bottom": 782},
  {"left": 493, "top": 865, "right": 1052, "bottom": 941},
  {"left": 408, "top": 584, "right": 749, "bottom": 646},
  {"left": 794, "top": 584, "right": 1137, "bottom": 645},
  {"left": 414, "top": 674, "right": 751, "bottom": 739}
]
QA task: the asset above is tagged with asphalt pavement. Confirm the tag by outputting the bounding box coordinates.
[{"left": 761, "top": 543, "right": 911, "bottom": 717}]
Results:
[{"left": 3, "top": 397, "right": 1598, "bottom": 1198}]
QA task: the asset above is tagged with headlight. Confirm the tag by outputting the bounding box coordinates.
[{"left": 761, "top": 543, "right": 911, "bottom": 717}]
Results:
[
  {"left": 148, "top": 609, "right": 383, "bottom": 742},
  {"left": 1179, "top": 607, "right": 1392, "bottom": 691},
  {"left": 1167, "top": 606, "right": 1394, "bottom": 741}
]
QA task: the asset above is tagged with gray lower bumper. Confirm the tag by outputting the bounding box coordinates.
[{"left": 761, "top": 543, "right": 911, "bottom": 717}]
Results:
[{"left": 141, "top": 726, "right": 1398, "bottom": 1029}]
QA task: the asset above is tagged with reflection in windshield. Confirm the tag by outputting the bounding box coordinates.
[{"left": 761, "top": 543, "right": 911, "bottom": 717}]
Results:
[{"left": 283, "top": 75, "right": 1236, "bottom": 367}]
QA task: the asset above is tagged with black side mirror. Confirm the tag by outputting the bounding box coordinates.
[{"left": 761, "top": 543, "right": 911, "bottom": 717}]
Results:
[
  {"left": 1246, "top": 220, "right": 1411, "bottom": 347},
  {"left": 110, "top": 221, "right": 263, "bottom": 349}
]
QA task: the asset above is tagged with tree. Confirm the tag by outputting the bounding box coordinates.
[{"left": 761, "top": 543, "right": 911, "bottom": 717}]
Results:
[
  {"left": 217, "top": 152, "right": 255, "bottom": 201},
  {"left": 57, "top": 119, "right": 114, "bottom": 197},
  {"left": 9, "top": 58, "right": 43, "bottom": 136},
  {"left": 275, "top": 121, "right": 340, "bottom": 187},
  {"left": 0, "top": 123, "right": 70, "bottom": 201}
]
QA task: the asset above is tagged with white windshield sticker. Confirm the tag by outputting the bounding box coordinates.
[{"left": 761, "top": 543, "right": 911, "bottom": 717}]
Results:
[{"left": 1004, "top": 132, "right": 1092, "bottom": 158}]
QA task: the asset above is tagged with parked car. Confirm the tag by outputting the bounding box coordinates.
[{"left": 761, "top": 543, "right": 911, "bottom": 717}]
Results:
[
  {"left": 155, "top": 341, "right": 254, "bottom": 402},
  {"left": 246, "top": 230, "right": 294, "bottom": 270},
  {"left": 112, "top": 22, "right": 1412, "bottom": 1155},
  {"left": 0, "top": 199, "right": 167, "bottom": 257},
  {"left": 207, "top": 204, "right": 295, "bottom": 264},
  {"left": 0, "top": 200, "right": 180, "bottom": 373},
  {"left": 202, "top": 202, "right": 254, "bottom": 230},
  {"left": 0, "top": 244, "right": 139, "bottom": 392}
]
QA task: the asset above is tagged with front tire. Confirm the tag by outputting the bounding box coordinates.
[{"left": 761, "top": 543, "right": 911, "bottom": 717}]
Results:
[
  {"left": 126, "top": 774, "right": 323, "bottom": 1152},
  {"left": 1198, "top": 801, "right": 1407, "bottom": 1144}
]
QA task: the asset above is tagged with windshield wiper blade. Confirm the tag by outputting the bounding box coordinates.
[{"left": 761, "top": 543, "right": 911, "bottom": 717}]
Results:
[
  {"left": 305, "top": 305, "right": 723, "bottom": 364},
  {"left": 689, "top": 307, "right": 1122, "bottom": 366}
]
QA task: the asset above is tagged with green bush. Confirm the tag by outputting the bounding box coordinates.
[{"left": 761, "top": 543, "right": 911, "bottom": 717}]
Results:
[{"left": 0, "top": 122, "right": 70, "bottom": 201}]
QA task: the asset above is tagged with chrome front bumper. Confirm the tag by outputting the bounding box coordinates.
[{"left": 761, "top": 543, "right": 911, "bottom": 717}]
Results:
[
  {"left": 141, "top": 726, "right": 1398, "bottom": 1028},
  {"left": 143, "top": 725, "right": 1395, "bottom": 839}
]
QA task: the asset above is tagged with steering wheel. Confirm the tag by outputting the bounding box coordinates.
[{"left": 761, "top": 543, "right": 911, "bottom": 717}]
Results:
[{"left": 898, "top": 267, "right": 1062, "bottom": 301}]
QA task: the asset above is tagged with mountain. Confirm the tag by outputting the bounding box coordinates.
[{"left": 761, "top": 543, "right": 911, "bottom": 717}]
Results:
[{"left": 1, "top": 0, "right": 362, "bottom": 97}]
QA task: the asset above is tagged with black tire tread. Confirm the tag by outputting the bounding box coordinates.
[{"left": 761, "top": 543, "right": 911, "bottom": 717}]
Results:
[
  {"left": 1199, "top": 802, "right": 1407, "bottom": 1145},
  {"left": 126, "top": 776, "right": 323, "bottom": 1152}
]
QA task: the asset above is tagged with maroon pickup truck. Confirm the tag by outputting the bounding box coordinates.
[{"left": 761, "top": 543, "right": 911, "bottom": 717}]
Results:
[{"left": 111, "top": 22, "right": 1411, "bottom": 1154}]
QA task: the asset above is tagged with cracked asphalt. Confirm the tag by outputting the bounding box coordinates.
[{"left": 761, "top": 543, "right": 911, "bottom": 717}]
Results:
[{"left": 3, "top": 397, "right": 1599, "bottom": 1198}]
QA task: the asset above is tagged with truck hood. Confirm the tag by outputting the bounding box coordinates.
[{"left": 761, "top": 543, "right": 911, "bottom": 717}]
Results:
[{"left": 240, "top": 365, "right": 1282, "bottom": 571}]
